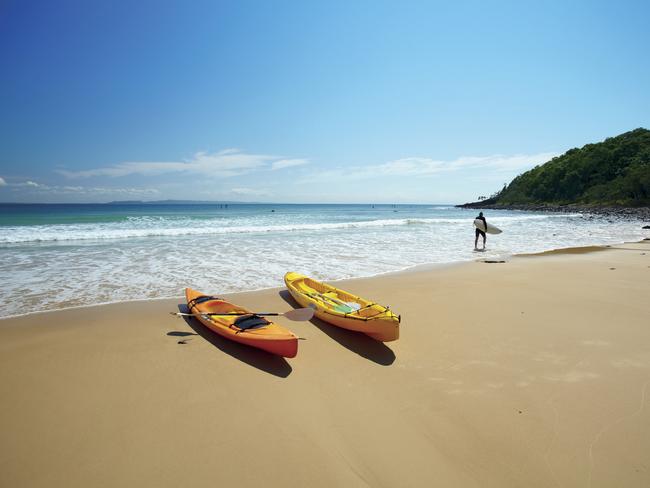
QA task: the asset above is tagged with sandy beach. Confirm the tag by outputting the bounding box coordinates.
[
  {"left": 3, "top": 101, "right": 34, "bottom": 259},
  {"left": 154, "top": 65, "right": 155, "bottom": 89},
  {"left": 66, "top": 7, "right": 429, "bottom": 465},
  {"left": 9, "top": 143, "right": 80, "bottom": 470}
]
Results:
[{"left": 1, "top": 241, "right": 649, "bottom": 487}]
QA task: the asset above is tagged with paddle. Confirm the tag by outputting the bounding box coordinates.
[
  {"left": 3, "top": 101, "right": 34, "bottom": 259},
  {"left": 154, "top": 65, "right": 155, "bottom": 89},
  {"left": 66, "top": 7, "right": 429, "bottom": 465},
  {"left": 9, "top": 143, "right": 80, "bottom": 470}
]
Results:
[
  {"left": 307, "top": 292, "right": 361, "bottom": 311},
  {"left": 171, "top": 307, "right": 315, "bottom": 322}
]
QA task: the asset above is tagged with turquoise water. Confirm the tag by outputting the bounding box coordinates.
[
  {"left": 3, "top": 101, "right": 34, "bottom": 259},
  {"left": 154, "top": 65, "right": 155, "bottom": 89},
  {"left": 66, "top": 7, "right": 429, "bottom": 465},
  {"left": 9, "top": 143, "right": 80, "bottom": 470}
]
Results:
[{"left": 0, "top": 203, "right": 645, "bottom": 317}]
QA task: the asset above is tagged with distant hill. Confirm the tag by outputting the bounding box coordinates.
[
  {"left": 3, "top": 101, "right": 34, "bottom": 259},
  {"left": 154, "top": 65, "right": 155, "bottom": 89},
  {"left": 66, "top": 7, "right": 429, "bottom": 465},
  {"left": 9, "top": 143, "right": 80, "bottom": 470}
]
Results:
[
  {"left": 106, "top": 200, "right": 257, "bottom": 205},
  {"left": 464, "top": 128, "right": 650, "bottom": 208}
]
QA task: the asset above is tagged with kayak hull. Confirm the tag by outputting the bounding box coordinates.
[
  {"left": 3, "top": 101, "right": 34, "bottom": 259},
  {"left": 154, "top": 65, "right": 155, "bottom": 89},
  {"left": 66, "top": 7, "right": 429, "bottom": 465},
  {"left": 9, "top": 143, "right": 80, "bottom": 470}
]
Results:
[
  {"left": 284, "top": 272, "right": 400, "bottom": 342},
  {"left": 185, "top": 288, "right": 298, "bottom": 358}
]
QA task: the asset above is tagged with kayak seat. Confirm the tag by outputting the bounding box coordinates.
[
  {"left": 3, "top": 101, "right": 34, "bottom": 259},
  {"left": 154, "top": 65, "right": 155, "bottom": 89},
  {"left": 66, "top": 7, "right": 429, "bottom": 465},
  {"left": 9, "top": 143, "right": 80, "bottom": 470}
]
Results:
[
  {"left": 233, "top": 314, "right": 270, "bottom": 331},
  {"left": 296, "top": 282, "right": 316, "bottom": 294},
  {"left": 188, "top": 295, "right": 222, "bottom": 310}
]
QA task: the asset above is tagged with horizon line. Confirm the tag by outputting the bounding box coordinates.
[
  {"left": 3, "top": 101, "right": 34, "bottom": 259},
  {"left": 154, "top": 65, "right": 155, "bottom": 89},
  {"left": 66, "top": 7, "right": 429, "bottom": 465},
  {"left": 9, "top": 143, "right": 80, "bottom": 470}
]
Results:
[{"left": 0, "top": 200, "right": 460, "bottom": 206}]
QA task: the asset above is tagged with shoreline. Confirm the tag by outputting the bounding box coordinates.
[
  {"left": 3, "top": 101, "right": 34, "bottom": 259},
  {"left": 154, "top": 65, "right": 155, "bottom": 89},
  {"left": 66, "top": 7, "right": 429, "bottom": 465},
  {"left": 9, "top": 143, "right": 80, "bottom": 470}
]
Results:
[
  {"left": 2, "top": 240, "right": 647, "bottom": 321},
  {"left": 457, "top": 202, "right": 650, "bottom": 220},
  {"left": 2, "top": 204, "right": 647, "bottom": 320}
]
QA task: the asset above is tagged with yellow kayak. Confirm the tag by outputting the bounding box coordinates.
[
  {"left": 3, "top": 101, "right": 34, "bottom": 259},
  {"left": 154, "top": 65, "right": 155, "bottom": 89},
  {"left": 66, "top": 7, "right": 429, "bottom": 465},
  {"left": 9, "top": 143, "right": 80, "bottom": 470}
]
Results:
[{"left": 284, "top": 272, "right": 400, "bottom": 342}]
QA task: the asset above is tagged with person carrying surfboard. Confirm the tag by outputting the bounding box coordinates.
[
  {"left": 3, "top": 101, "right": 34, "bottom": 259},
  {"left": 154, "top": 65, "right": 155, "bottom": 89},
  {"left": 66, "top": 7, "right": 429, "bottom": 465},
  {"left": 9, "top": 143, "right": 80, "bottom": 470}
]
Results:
[{"left": 474, "top": 212, "right": 487, "bottom": 250}]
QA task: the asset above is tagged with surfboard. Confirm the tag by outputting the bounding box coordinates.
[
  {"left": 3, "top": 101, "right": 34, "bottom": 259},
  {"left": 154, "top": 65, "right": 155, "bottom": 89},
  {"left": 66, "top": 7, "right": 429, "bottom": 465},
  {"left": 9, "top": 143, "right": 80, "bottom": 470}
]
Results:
[{"left": 474, "top": 218, "right": 502, "bottom": 235}]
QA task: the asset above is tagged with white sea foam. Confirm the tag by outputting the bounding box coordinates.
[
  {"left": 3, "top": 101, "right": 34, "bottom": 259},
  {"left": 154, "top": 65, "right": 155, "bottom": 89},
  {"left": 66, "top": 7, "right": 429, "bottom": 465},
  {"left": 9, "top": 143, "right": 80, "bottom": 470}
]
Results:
[
  {"left": 0, "top": 213, "right": 585, "bottom": 244},
  {"left": 0, "top": 206, "right": 645, "bottom": 318}
]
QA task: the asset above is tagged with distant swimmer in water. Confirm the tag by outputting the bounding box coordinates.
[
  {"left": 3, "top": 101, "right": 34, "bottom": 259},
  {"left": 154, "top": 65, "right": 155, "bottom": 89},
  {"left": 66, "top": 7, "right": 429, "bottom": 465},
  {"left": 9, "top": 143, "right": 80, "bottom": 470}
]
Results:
[{"left": 474, "top": 211, "right": 487, "bottom": 251}]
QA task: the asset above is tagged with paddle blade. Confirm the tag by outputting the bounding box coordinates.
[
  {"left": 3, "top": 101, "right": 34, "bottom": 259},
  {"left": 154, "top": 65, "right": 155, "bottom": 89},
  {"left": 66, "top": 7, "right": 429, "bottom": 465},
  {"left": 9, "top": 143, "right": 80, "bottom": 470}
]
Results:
[{"left": 283, "top": 307, "right": 315, "bottom": 321}]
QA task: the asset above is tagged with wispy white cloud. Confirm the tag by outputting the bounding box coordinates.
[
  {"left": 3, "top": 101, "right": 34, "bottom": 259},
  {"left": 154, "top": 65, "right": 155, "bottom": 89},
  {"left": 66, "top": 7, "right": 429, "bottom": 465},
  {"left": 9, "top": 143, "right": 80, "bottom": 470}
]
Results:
[
  {"left": 1, "top": 180, "right": 45, "bottom": 188},
  {"left": 57, "top": 150, "right": 309, "bottom": 179},
  {"left": 5, "top": 180, "right": 160, "bottom": 196},
  {"left": 375, "top": 157, "right": 446, "bottom": 176},
  {"left": 230, "top": 188, "right": 258, "bottom": 195},
  {"left": 296, "top": 152, "right": 557, "bottom": 183},
  {"left": 378, "top": 152, "right": 558, "bottom": 176},
  {"left": 229, "top": 187, "right": 272, "bottom": 197},
  {"left": 450, "top": 152, "right": 558, "bottom": 172},
  {"left": 271, "top": 158, "right": 309, "bottom": 170}
]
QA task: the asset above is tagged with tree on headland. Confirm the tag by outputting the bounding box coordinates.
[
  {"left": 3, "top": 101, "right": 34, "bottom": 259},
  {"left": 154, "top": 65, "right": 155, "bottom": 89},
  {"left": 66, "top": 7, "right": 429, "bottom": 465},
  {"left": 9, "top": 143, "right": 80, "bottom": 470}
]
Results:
[{"left": 470, "top": 128, "right": 650, "bottom": 207}]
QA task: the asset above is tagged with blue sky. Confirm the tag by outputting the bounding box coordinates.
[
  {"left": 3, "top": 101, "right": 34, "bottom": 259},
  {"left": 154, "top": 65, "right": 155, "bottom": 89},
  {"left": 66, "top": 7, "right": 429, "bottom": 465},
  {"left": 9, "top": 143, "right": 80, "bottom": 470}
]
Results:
[{"left": 0, "top": 0, "right": 648, "bottom": 203}]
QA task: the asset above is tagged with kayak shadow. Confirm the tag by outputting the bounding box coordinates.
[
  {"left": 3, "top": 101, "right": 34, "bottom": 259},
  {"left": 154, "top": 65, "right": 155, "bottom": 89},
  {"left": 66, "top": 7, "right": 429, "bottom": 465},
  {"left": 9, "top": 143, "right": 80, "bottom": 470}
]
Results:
[
  {"left": 175, "top": 304, "right": 292, "bottom": 378},
  {"left": 167, "top": 331, "right": 197, "bottom": 337},
  {"left": 278, "top": 291, "right": 395, "bottom": 366}
]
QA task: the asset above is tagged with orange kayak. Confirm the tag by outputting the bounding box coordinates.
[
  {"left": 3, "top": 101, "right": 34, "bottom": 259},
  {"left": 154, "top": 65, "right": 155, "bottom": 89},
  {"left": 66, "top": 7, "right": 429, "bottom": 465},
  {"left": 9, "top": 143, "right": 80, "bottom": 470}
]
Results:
[{"left": 185, "top": 288, "right": 298, "bottom": 358}]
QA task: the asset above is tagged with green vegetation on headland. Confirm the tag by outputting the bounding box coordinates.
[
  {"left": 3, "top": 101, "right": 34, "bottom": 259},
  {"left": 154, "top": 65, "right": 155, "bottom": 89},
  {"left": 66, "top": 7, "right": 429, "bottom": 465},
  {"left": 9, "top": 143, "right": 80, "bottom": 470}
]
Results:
[{"left": 462, "top": 128, "right": 650, "bottom": 209}]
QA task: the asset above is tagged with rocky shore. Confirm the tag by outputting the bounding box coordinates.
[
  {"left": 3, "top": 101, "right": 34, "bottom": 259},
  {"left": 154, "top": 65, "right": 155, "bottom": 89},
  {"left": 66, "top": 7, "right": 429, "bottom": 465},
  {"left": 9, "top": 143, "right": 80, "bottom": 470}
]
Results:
[{"left": 457, "top": 201, "right": 650, "bottom": 222}]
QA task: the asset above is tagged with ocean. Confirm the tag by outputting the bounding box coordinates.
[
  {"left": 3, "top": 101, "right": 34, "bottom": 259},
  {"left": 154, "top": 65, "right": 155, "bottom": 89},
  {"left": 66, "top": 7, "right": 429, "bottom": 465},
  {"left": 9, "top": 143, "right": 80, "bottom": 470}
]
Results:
[{"left": 0, "top": 203, "right": 646, "bottom": 318}]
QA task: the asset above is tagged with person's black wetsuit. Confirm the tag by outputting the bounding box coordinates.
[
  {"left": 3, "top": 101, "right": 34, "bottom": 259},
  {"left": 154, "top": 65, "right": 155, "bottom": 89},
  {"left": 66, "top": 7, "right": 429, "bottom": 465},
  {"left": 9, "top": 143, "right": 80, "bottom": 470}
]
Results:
[{"left": 475, "top": 214, "right": 487, "bottom": 238}]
